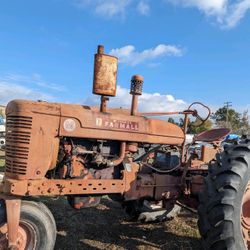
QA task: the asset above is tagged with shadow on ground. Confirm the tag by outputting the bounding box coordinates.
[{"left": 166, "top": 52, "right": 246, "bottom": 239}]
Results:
[{"left": 42, "top": 197, "right": 201, "bottom": 250}]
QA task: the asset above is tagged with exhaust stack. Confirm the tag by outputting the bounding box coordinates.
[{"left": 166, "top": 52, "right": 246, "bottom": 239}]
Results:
[
  {"left": 92, "top": 45, "right": 118, "bottom": 112},
  {"left": 130, "top": 75, "right": 144, "bottom": 115}
]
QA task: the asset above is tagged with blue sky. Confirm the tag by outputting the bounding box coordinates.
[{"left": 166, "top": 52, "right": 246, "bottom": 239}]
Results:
[{"left": 0, "top": 0, "right": 250, "bottom": 113}]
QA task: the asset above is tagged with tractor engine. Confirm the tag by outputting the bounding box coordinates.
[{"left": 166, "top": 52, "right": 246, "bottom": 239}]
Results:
[
  {"left": 57, "top": 138, "right": 121, "bottom": 180},
  {"left": 56, "top": 138, "right": 121, "bottom": 208},
  {"left": 55, "top": 137, "right": 182, "bottom": 210}
]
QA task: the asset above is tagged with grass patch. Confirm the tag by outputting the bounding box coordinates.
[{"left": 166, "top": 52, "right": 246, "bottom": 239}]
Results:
[{"left": 0, "top": 159, "right": 4, "bottom": 171}]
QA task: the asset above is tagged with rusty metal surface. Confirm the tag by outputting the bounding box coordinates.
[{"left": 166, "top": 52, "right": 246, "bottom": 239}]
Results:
[
  {"left": 2, "top": 161, "right": 142, "bottom": 198},
  {"left": 93, "top": 45, "right": 118, "bottom": 97},
  {"left": 194, "top": 128, "right": 230, "bottom": 142},
  {"left": 2, "top": 163, "right": 138, "bottom": 196},
  {"left": 139, "top": 110, "right": 195, "bottom": 116},
  {"left": 100, "top": 96, "right": 109, "bottom": 113},
  {"left": 4, "top": 98, "right": 184, "bottom": 184},
  {"left": 4, "top": 178, "right": 126, "bottom": 196},
  {"left": 130, "top": 75, "right": 144, "bottom": 115},
  {"left": 5, "top": 100, "right": 60, "bottom": 180},
  {"left": 59, "top": 103, "right": 185, "bottom": 145},
  {"left": 124, "top": 173, "right": 154, "bottom": 200},
  {"left": 130, "top": 75, "right": 144, "bottom": 95},
  {"left": 110, "top": 142, "right": 126, "bottom": 166},
  {"left": 200, "top": 145, "right": 217, "bottom": 163},
  {"left": 5, "top": 198, "right": 21, "bottom": 249},
  {"left": 131, "top": 95, "right": 139, "bottom": 116},
  {"left": 154, "top": 175, "right": 181, "bottom": 200},
  {"left": 190, "top": 175, "right": 204, "bottom": 195},
  {"left": 190, "top": 159, "right": 207, "bottom": 168},
  {"left": 181, "top": 113, "right": 190, "bottom": 163}
]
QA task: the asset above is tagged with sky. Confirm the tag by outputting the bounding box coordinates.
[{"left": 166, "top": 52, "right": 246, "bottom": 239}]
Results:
[{"left": 0, "top": 0, "right": 250, "bottom": 115}]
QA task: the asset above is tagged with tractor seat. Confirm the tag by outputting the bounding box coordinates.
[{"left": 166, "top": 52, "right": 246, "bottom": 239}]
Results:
[{"left": 193, "top": 128, "right": 230, "bottom": 143}]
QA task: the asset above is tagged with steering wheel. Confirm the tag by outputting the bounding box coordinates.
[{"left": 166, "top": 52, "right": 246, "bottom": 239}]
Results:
[{"left": 187, "top": 102, "right": 211, "bottom": 127}]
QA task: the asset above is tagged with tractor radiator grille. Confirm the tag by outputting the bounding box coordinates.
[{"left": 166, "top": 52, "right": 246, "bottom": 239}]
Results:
[{"left": 5, "top": 116, "right": 32, "bottom": 175}]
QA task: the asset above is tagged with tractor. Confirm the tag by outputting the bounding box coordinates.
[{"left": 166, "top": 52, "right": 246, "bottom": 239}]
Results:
[{"left": 0, "top": 45, "right": 247, "bottom": 250}]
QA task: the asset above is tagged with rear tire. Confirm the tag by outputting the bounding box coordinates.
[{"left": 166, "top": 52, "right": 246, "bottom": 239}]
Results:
[
  {"left": 198, "top": 142, "right": 250, "bottom": 249},
  {"left": 0, "top": 200, "right": 57, "bottom": 250}
]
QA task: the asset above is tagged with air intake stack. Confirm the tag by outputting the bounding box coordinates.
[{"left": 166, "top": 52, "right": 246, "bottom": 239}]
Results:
[{"left": 130, "top": 75, "right": 144, "bottom": 115}]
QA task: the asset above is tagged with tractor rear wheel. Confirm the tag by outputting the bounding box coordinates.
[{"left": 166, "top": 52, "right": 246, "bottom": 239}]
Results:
[
  {"left": 0, "top": 200, "right": 56, "bottom": 250},
  {"left": 198, "top": 142, "right": 250, "bottom": 249}
]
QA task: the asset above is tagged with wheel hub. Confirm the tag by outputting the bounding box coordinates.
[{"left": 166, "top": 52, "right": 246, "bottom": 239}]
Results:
[
  {"left": 0, "top": 221, "right": 36, "bottom": 250},
  {"left": 241, "top": 181, "right": 250, "bottom": 249}
]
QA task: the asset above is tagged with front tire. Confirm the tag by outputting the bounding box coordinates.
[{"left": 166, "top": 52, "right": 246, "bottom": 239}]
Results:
[
  {"left": 198, "top": 142, "right": 250, "bottom": 249},
  {"left": 0, "top": 200, "right": 57, "bottom": 250}
]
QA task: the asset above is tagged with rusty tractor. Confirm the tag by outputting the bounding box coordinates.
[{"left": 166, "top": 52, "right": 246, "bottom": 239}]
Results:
[{"left": 0, "top": 45, "right": 248, "bottom": 250}]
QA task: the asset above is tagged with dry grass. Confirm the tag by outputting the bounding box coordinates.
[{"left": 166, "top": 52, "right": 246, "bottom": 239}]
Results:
[
  {"left": 42, "top": 197, "right": 201, "bottom": 250},
  {"left": 0, "top": 150, "right": 4, "bottom": 171}
]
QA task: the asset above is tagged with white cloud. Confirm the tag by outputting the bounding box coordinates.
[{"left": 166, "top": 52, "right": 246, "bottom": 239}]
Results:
[
  {"left": 167, "top": 0, "right": 227, "bottom": 16},
  {"left": 165, "top": 0, "right": 250, "bottom": 28},
  {"left": 73, "top": 0, "right": 250, "bottom": 27},
  {"left": 109, "top": 44, "right": 183, "bottom": 66},
  {"left": 73, "top": 0, "right": 132, "bottom": 18},
  {"left": 0, "top": 73, "right": 62, "bottom": 105},
  {"left": 95, "top": 0, "right": 131, "bottom": 18},
  {"left": 86, "top": 85, "right": 187, "bottom": 113},
  {"left": 0, "top": 73, "right": 65, "bottom": 91},
  {"left": 73, "top": 0, "right": 153, "bottom": 18},
  {"left": 137, "top": 1, "right": 150, "bottom": 15},
  {"left": 0, "top": 73, "right": 65, "bottom": 92},
  {"left": 225, "top": 0, "right": 250, "bottom": 28},
  {"left": 0, "top": 81, "right": 54, "bottom": 105}
]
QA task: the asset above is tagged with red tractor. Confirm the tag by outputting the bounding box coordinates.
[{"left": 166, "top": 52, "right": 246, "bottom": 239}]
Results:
[{"left": 0, "top": 45, "right": 247, "bottom": 250}]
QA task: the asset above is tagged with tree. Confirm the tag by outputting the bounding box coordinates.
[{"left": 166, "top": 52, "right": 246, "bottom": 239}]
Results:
[
  {"left": 0, "top": 107, "right": 5, "bottom": 119},
  {"left": 167, "top": 117, "right": 176, "bottom": 124},
  {"left": 212, "top": 106, "right": 242, "bottom": 133},
  {"left": 188, "top": 118, "right": 213, "bottom": 134},
  {"left": 240, "top": 110, "right": 250, "bottom": 134},
  {"left": 178, "top": 118, "right": 184, "bottom": 128}
]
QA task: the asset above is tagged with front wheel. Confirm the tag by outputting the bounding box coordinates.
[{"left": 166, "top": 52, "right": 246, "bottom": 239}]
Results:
[
  {"left": 0, "top": 200, "right": 57, "bottom": 250},
  {"left": 198, "top": 142, "right": 250, "bottom": 249}
]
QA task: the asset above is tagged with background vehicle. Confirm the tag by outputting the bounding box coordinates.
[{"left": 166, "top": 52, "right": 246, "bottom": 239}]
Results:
[
  {"left": 0, "top": 138, "right": 5, "bottom": 149},
  {"left": 0, "top": 117, "right": 5, "bottom": 138},
  {"left": 0, "top": 45, "right": 230, "bottom": 249}
]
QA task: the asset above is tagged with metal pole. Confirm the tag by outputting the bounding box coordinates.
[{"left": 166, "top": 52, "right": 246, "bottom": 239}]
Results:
[{"left": 224, "top": 101, "right": 232, "bottom": 128}]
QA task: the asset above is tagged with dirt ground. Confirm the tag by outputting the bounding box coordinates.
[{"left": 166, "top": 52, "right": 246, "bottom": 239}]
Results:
[{"left": 42, "top": 197, "right": 201, "bottom": 250}]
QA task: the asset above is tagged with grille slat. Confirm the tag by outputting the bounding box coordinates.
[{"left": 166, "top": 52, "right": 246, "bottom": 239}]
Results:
[
  {"left": 5, "top": 145, "right": 29, "bottom": 151},
  {"left": 5, "top": 115, "right": 32, "bottom": 175},
  {"left": 7, "top": 120, "right": 32, "bottom": 125},
  {"left": 6, "top": 134, "right": 30, "bottom": 138},
  {"left": 6, "top": 125, "right": 32, "bottom": 129}
]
